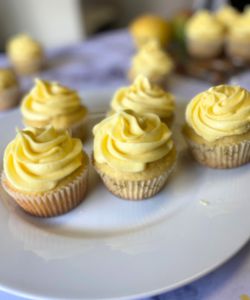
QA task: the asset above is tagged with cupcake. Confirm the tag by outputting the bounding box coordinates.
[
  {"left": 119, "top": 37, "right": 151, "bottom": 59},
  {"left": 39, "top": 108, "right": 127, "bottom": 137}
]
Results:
[
  {"left": 1, "top": 127, "right": 89, "bottom": 217},
  {"left": 215, "top": 5, "right": 239, "bottom": 29},
  {"left": 128, "top": 40, "right": 174, "bottom": 88},
  {"left": 21, "top": 79, "right": 88, "bottom": 140},
  {"left": 186, "top": 10, "right": 225, "bottom": 58},
  {"left": 93, "top": 110, "right": 176, "bottom": 200},
  {"left": 110, "top": 75, "right": 175, "bottom": 126},
  {"left": 183, "top": 85, "right": 250, "bottom": 169},
  {"left": 0, "top": 68, "right": 20, "bottom": 111},
  {"left": 226, "top": 7, "right": 250, "bottom": 62},
  {"left": 7, "top": 34, "right": 44, "bottom": 75},
  {"left": 129, "top": 14, "right": 172, "bottom": 48}
]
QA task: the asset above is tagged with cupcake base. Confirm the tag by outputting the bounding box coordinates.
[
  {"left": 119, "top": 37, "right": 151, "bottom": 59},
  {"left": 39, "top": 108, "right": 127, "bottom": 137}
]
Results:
[
  {"left": 93, "top": 148, "right": 176, "bottom": 200},
  {"left": 186, "top": 38, "right": 224, "bottom": 59},
  {"left": 183, "top": 125, "right": 250, "bottom": 169},
  {"left": 11, "top": 57, "right": 44, "bottom": 75},
  {"left": 226, "top": 39, "right": 250, "bottom": 62},
  {"left": 0, "top": 86, "right": 20, "bottom": 111},
  {"left": 1, "top": 159, "right": 89, "bottom": 217}
]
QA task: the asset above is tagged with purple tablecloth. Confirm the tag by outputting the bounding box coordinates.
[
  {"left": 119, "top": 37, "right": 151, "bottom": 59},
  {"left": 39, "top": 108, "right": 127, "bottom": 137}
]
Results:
[{"left": 0, "top": 29, "right": 250, "bottom": 300}]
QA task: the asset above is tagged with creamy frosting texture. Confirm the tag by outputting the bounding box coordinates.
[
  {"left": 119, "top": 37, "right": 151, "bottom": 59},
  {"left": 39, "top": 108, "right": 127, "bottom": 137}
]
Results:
[
  {"left": 186, "top": 10, "right": 225, "bottom": 40},
  {"left": 215, "top": 5, "right": 239, "bottom": 28},
  {"left": 111, "top": 75, "right": 175, "bottom": 118},
  {"left": 21, "top": 79, "right": 87, "bottom": 129},
  {"left": 229, "top": 7, "right": 250, "bottom": 38},
  {"left": 186, "top": 85, "right": 250, "bottom": 142},
  {"left": 0, "top": 69, "right": 17, "bottom": 90},
  {"left": 4, "top": 127, "right": 83, "bottom": 193},
  {"left": 93, "top": 110, "right": 173, "bottom": 172},
  {"left": 131, "top": 40, "right": 173, "bottom": 78},
  {"left": 7, "top": 34, "right": 43, "bottom": 61}
]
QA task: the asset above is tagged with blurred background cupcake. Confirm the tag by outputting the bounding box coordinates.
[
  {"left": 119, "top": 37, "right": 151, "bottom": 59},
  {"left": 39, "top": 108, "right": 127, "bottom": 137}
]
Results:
[
  {"left": 129, "top": 14, "right": 172, "bottom": 49},
  {"left": 7, "top": 34, "right": 44, "bottom": 75},
  {"left": 110, "top": 75, "right": 175, "bottom": 126},
  {"left": 215, "top": 4, "right": 240, "bottom": 30},
  {"left": 186, "top": 10, "right": 225, "bottom": 58},
  {"left": 21, "top": 79, "right": 88, "bottom": 140},
  {"left": 0, "top": 68, "right": 20, "bottom": 111},
  {"left": 226, "top": 6, "right": 250, "bottom": 62},
  {"left": 128, "top": 39, "right": 174, "bottom": 88}
]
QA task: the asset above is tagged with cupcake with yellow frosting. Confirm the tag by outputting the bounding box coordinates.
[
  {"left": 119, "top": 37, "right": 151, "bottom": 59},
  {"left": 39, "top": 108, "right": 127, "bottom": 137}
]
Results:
[
  {"left": 21, "top": 79, "right": 88, "bottom": 140},
  {"left": 93, "top": 110, "right": 176, "bottom": 200},
  {"left": 215, "top": 5, "right": 239, "bottom": 30},
  {"left": 183, "top": 85, "right": 250, "bottom": 168},
  {"left": 7, "top": 34, "right": 44, "bottom": 75},
  {"left": 128, "top": 40, "right": 174, "bottom": 88},
  {"left": 110, "top": 75, "right": 175, "bottom": 126},
  {"left": 1, "top": 127, "right": 89, "bottom": 217},
  {"left": 226, "top": 7, "right": 250, "bottom": 62},
  {"left": 186, "top": 10, "right": 225, "bottom": 58},
  {"left": 129, "top": 14, "right": 172, "bottom": 48},
  {"left": 0, "top": 68, "right": 20, "bottom": 111}
]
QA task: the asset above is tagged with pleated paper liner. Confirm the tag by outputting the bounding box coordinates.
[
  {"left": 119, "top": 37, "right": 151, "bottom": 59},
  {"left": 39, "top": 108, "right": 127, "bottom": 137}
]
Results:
[
  {"left": 185, "top": 137, "right": 250, "bottom": 169},
  {"left": 1, "top": 164, "right": 89, "bottom": 218}
]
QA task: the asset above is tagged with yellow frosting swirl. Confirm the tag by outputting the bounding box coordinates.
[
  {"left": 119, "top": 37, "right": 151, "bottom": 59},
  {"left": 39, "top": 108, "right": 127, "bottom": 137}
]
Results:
[
  {"left": 229, "top": 7, "right": 250, "bottom": 39},
  {"left": 21, "top": 79, "right": 87, "bottom": 129},
  {"left": 215, "top": 5, "right": 239, "bottom": 28},
  {"left": 186, "top": 10, "right": 225, "bottom": 40},
  {"left": 4, "top": 127, "right": 83, "bottom": 193},
  {"left": 111, "top": 75, "right": 175, "bottom": 118},
  {"left": 186, "top": 85, "right": 250, "bottom": 142},
  {"left": 93, "top": 110, "right": 173, "bottom": 172},
  {"left": 131, "top": 40, "right": 173, "bottom": 78},
  {"left": 7, "top": 34, "right": 43, "bottom": 61},
  {"left": 0, "top": 69, "right": 18, "bottom": 90}
]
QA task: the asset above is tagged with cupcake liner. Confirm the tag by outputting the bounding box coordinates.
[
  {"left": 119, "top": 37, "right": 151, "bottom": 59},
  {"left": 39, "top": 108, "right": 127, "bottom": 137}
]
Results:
[
  {"left": 0, "top": 86, "right": 20, "bottom": 111},
  {"left": 226, "top": 39, "right": 250, "bottom": 62},
  {"left": 69, "top": 117, "right": 88, "bottom": 141},
  {"left": 186, "top": 37, "right": 223, "bottom": 58},
  {"left": 11, "top": 57, "right": 44, "bottom": 75},
  {"left": 1, "top": 165, "right": 88, "bottom": 217},
  {"left": 185, "top": 137, "right": 250, "bottom": 169},
  {"left": 96, "top": 164, "right": 174, "bottom": 200}
]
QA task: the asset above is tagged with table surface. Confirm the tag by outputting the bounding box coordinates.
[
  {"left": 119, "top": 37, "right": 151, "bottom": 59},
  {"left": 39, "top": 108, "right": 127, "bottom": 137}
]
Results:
[{"left": 0, "top": 29, "right": 250, "bottom": 300}]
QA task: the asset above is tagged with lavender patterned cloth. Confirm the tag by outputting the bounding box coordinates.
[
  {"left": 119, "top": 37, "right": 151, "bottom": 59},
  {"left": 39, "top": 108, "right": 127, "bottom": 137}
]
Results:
[{"left": 0, "top": 29, "right": 250, "bottom": 300}]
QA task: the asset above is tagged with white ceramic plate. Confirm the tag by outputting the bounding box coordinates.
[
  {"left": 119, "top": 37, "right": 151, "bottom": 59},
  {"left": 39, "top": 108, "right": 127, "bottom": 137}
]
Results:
[{"left": 0, "top": 91, "right": 250, "bottom": 300}]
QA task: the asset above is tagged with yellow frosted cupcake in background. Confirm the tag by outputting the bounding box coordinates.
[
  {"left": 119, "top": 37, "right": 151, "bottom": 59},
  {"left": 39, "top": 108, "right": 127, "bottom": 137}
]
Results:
[
  {"left": 0, "top": 68, "right": 20, "bottom": 111},
  {"left": 215, "top": 5, "right": 239, "bottom": 29},
  {"left": 21, "top": 79, "right": 88, "bottom": 140},
  {"left": 183, "top": 85, "right": 250, "bottom": 169},
  {"left": 1, "top": 127, "right": 89, "bottom": 217},
  {"left": 226, "top": 7, "right": 250, "bottom": 62},
  {"left": 110, "top": 75, "right": 175, "bottom": 126},
  {"left": 129, "top": 14, "right": 172, "bottom": 48},
  {"left": 93, "top": 110, "right": 176, "bottom": 200},
  {"left": 186, "top": 10, "right": 225, "bottom": 58},
  {"left": 7, "top": 34, "right": 44, "bottom": 75},
  {"left": 128, "top": 40, "right": 174, "bottom": 88}
]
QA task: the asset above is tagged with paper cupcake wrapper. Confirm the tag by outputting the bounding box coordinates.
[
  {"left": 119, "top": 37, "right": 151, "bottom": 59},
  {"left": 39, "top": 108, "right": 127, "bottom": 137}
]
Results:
[
  {"left": 1, "top": 166, "right": 88, "bottom": 217},
  {"left": 186, "top": 38, "right": 223, "bottom": 58},
  {"left": 185, "top": 137, "right": 250, "bottom": 169},
  {"left": 11, "top": 57, "right": 44, "bottom": 75},
  {"left": 226, "top": 40, "right": 250, "bottom": 62},
  {"left": 69, "top": 117, "right": 88, "bottom": 141},
  {"left": 0, "top": 86, "right": 20, "bottom": 110},
  {"left": 96, "top": 166, "right": 174, "bottom": 200}
]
